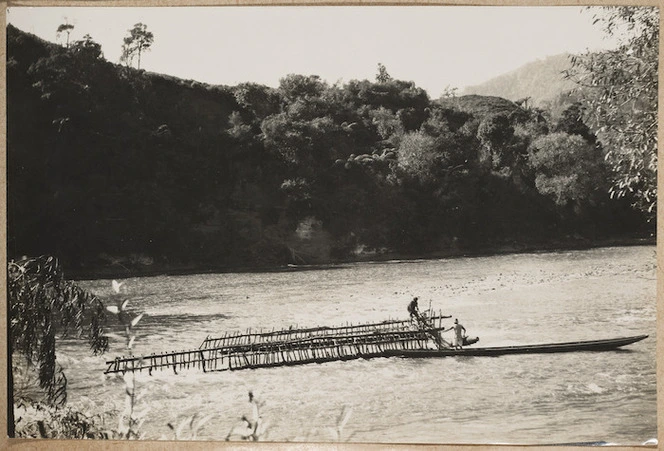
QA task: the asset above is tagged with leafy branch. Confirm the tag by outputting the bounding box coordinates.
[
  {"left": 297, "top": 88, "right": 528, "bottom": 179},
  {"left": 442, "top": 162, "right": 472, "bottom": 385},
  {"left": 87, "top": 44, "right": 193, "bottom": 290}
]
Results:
[{"left": 9, "top": 256, "right": 108, "bottom": 406}]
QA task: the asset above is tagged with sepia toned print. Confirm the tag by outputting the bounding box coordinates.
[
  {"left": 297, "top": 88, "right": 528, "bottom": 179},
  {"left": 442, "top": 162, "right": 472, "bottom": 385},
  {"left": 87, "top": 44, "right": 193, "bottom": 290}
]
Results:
[{"left": 5, "top": 5, "right": 657, "bottom": 445}]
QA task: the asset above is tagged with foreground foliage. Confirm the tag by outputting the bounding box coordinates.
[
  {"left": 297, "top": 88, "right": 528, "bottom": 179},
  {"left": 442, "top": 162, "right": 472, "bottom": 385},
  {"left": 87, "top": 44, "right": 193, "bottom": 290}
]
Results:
[
  {"left": 13, "top": 398, "right": 120, "bottom": 439},
  {"left": 8, "top": 256, "right": 108, "bottom": 406},
  {"left": 566, "top": 6, "right": 658, "bottom": 217}
]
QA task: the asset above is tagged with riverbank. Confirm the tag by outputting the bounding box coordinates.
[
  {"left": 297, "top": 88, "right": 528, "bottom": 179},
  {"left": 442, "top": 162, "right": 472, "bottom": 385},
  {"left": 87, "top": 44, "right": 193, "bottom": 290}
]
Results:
[{"left": 64, "top": 235, "right": 655, "bottom": 281}]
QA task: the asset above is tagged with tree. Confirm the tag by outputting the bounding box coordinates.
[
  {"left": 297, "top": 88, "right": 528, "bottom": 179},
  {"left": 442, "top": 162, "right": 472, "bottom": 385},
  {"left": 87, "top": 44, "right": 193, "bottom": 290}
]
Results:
[
  {"left": 440, "top": 85, "right": 458, "bottom": 99},
  {"left": 397, "top": 130, "right": 440, "bottom": 180},
  {"left": 56, "top": 23, "right": 74, "bottom": 48},
  {"left": 8, "top": 257, "right": 108, "bottom": 402},
  {"left": 376, "top": 63, "right": 392, "bottom": 83},
  {"left": 566, "top": 6, "right": 658, "bottom": 217},
  {"left": 8, "top": 256, "right": 108, "bottom": 435},
  {"left": 554, "top": 102, "right": 596, "bottom": 144},
  {"left": 233, "top": 82, "right": 282, "bottom": 121},
  {"left": 71, "top": 34, "right": 103, "bottom": 60},
  {"left": 121, "top": 23, "right": 154, "bottom": 69},
  {"left": 278, "top": 74, "right": 326, "bottom": 103},
  {"left": 528, "top": 132, "right": 608, "bottom": 207},
  {"left": 477, "top": 114, "right": 514, "bottom": 169},
  {"left": 396, "top": 127, "right": 469, "bottom": 186},
  {"left": 369, "top": 107, "right": 404, "bottom": 142}
]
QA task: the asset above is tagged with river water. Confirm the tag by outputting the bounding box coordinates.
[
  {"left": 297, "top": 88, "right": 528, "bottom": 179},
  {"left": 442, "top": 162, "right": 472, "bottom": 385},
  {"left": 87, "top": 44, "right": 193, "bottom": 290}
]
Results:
[{"left": 56, "top": 245, "right": 656, "bottom": 444}]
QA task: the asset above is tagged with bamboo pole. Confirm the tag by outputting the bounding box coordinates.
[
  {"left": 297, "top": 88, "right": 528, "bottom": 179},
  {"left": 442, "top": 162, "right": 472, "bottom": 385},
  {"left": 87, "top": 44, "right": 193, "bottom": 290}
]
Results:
[{"left": 105, "top": 319, "right": 440, "bottom": 375}]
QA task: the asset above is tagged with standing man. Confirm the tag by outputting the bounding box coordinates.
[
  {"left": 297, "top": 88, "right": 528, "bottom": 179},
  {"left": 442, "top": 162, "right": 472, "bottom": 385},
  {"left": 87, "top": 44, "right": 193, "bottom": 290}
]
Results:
[
  {"left": 451, "top": 318, "right": 466, "bottom": 349},
  {"left": 407, "top": 297, "right": 420, "bottom": 319}
]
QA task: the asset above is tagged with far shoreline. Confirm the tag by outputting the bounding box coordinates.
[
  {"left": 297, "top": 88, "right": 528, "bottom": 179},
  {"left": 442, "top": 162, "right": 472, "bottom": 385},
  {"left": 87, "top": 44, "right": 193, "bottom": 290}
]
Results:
[{"left": 66, "top": 235, "right": 656, "bottom": 281}]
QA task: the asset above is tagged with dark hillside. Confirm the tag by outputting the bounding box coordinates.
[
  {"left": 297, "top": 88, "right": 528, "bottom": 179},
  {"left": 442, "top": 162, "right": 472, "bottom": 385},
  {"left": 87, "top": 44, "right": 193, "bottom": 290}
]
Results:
[
  {"left": 7, "top": 25, "right": 256, "bottom": 270},
  {"left": 7, "top": 25, "right": 651, "bottom": 276}
]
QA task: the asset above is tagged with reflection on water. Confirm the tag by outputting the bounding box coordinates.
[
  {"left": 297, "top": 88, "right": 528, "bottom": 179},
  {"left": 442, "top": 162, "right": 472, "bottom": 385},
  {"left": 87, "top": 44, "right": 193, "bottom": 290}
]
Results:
[{"left": 53, "top": 246, "right": 657, "bottom": 444}]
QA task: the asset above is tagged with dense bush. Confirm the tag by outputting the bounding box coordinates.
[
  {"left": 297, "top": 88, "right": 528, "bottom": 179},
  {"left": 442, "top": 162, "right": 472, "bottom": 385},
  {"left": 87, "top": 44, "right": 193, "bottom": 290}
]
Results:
[{"left": 13, "top": 398, "right": 119, "bottom": 439}]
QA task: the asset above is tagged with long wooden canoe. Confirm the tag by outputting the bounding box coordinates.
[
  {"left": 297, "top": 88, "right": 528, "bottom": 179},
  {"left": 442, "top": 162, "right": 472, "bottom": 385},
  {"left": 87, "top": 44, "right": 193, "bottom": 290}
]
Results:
[
  {"left": 105, "top": 334, "right": 648, "bottom": 375},
  {"left": 103, "top": 307, "right": 648, "bottom": 375},
  {"left": 384, "top": 334, "right": 649, "bottom": 358}
]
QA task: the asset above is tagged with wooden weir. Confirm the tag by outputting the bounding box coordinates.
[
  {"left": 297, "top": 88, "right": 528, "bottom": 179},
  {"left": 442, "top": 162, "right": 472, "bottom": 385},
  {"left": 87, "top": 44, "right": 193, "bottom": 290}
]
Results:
[{"left": 104, "top": 312, "right": 452, "bottom": 375}]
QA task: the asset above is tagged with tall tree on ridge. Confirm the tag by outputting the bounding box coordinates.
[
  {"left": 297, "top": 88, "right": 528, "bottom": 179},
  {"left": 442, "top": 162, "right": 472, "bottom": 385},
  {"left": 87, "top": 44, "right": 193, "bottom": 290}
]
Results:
[
  {"left": 376, "top": 63, "right": 392, "bottom": 83},
  {"left": 121, "top": 23, "right": 154, "bottom": 69},
  {"left": 56, "top": 22, "right": 74, "bottom": 48}
]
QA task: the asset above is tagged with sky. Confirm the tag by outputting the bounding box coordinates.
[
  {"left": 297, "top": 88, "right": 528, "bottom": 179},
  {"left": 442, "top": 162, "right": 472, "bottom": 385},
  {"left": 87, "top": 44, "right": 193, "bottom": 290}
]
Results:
[{"left": 7, "top": 6, "right": 621, "bottom": 98}]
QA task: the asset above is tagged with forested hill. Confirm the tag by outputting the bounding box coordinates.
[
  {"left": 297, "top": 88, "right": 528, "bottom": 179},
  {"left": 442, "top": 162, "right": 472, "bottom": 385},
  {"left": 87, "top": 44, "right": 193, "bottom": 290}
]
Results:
[
  {"left": 7, "top": 24, "right": 650, "bottom": 276},
  {"left": 462, "top": 54, "right": 577, "bottom": 107}
]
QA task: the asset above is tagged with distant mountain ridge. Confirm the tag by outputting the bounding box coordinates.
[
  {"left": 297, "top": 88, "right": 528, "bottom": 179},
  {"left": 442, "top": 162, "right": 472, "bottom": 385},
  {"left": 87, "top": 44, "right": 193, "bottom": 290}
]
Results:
[{"left": 462, "top": 54, "right": 576, "bottom": 107}]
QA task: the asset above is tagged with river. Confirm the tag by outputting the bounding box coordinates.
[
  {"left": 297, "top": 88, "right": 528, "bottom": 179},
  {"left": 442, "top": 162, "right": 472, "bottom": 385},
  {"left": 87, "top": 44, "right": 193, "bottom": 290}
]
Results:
[{"left": 55, "top": 245, "right": 656, "bottom": 444}]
